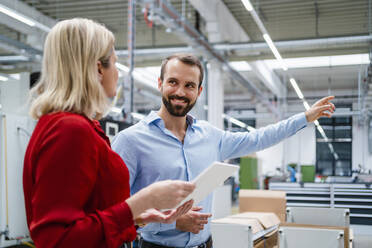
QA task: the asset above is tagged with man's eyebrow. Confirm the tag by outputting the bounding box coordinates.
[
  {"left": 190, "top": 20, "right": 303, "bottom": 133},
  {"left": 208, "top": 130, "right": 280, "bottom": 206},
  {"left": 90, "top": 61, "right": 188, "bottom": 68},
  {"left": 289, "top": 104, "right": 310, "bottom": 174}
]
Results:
[{"left": 167, "top": 77, "right": 179, "bottom": 82}]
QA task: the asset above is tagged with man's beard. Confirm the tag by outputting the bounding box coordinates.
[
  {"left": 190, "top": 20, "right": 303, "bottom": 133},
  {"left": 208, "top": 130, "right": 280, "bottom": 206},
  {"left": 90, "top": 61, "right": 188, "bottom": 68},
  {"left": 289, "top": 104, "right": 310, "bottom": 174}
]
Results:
[{"left": 162, "top": 95, "right": 196, "bottom": 117}]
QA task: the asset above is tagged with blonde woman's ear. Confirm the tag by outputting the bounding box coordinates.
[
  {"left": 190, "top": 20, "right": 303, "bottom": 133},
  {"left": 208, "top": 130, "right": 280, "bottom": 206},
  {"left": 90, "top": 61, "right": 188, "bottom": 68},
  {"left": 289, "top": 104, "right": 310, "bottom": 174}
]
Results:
[{"left": 97, "top": 61, "right": 103, "bottom": 82}]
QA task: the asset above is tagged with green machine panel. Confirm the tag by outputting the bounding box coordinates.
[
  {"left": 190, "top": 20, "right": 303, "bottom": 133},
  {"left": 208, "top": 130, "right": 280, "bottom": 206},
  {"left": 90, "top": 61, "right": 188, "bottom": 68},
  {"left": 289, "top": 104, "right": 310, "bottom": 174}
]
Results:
[
  {"left": 239, "top": 156, "right": 258, "bottom": 189},
  {"left": 301, "top": 165, "right": 315, "bottom": 182}
]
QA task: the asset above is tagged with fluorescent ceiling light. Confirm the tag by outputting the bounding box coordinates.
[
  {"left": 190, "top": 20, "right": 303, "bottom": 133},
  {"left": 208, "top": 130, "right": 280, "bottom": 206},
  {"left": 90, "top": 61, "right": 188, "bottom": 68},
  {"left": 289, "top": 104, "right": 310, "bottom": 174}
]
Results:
[
  {"left": 0, "top": 55, "right": 29, "bottom": 62},
  {"left": 246, "top": 126, "right": 256, "bottom": 132},
  {"left": 241, "top": 0, "right": 253, "bottom": 11},
  {"left": 222, "top": 113, "right": 255, "bottom": 131},
  {"left": 303, "top": 101, "right": 310, "bottom": 110},
  {"left": 265, "top": 53, "right": 370, "bottom": 69},
  {"left": 229, "top": 117, "right": 247, "bottom": 128},
  {"left": 132, "top": 71, "right": 157, "bottom": 89},
  {"left": 334, "top": 153, "right": 339, "bottom": 160},
  {"left": 229, "top": 61, "right": 252, "bottom": 71},
  {"left": 34, "top": 22, "right": 51, "bottom": 32},
  {"left": 115, "top": 63, "right": 158, "bottom": 89},
  {"left": 0, "top": 4, "right": 35, "bottom": 26},
  {"left": 0, "top": 75, "right": 8, "bottom": 81},
  {"left": 135, "top": 67, "right": 159, "bottom": 82},
  {"left": 289, "top": 78, "right": 304, "bottom": 99},
  {"left": 317, "top": 125, "right": 326, "bottom": 138},
  {"left": 328, "top": 143, "right": 335, "bottom": 153},
  {"left": 263, "top": 34, "right": 288, "bottom": 71},
  {"left": 0, "top": 4, "right": 51, "bottom": 32}
]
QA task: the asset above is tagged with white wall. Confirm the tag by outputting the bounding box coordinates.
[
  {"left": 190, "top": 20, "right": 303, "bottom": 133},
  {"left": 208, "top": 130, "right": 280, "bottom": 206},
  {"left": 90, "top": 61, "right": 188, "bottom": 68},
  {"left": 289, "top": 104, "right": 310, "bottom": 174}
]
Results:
[
  {"left": 0, "top": 72, "right": 30, "bottom": 115},
  {"left": 352, "top": 118, "right": 372, "bottom": 172},
  {"left": 284, "top": 124, "right": 316, "bottom": 167},
  {"left": 0, "top": 73, "right": 33, "bottom": 246},
  {"left": 256, "top": 123, "right": 316, "bottom": 175}
]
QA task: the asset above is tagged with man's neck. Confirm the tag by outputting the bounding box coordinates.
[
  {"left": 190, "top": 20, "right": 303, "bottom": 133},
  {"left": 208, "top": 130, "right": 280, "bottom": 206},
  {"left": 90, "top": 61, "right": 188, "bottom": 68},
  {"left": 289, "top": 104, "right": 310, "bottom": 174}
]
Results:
[{"left": 158, "top": 106, "right": 188, "bottom": 141}]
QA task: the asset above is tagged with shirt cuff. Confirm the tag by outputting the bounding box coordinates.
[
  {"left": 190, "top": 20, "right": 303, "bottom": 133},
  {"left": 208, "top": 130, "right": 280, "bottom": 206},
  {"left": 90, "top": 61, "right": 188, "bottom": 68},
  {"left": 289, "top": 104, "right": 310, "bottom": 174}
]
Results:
[
  {"left": 294, "top": 112, "right": 308, "bottom": 131},
  {"left": 109, "top": 201, "right": 135, "bottom": 231}
]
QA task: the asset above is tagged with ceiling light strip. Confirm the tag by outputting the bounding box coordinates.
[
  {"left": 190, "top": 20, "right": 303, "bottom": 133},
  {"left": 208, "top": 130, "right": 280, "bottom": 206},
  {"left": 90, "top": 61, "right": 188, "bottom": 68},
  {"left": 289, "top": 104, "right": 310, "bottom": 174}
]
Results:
[
  {"left": 242, "top": 0, "right": 336, "bottom": 158},
  {"left": 0, "top": 4, "right": 51, "bottom": 32}
]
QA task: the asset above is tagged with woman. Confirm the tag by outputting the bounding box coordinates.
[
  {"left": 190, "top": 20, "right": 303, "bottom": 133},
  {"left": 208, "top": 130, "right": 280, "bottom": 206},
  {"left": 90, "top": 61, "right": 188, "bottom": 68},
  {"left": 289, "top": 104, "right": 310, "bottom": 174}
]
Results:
[{"left": 23, "top": 18, "right": 195, "bottom": 248}]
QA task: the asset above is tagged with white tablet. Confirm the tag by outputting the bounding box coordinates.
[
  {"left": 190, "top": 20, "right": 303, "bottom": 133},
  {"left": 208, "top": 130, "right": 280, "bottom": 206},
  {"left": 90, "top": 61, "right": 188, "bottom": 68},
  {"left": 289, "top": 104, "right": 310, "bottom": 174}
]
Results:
[{"left": 177, "top": 161, "right": 239, "bottom": 207}]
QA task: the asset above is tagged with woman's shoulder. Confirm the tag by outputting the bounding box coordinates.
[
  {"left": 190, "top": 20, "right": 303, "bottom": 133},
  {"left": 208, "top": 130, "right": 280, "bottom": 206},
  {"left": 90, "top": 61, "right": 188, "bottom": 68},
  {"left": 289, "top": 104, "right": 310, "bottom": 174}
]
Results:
[{"left": 39, "top": 112, "right": 94, "bottom": 134}]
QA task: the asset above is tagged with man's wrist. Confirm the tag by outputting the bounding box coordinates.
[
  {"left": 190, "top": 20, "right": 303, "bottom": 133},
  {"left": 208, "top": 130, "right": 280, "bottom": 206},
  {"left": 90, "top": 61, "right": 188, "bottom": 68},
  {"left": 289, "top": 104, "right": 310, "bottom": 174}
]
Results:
[{"left": 304, "top": 110, "right": 310, "bottom": 122}]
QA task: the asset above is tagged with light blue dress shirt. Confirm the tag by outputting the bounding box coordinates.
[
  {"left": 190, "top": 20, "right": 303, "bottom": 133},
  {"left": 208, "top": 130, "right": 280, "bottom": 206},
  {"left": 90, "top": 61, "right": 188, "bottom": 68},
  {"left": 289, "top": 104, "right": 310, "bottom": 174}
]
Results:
[{"left": 112, "top": 111, "right": 307, "bottom": 247}]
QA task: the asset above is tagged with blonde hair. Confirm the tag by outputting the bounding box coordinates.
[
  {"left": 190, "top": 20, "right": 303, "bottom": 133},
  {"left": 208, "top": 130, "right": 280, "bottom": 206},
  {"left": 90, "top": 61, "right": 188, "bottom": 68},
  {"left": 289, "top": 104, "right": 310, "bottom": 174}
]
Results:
[{"left": 29, "top": 18, "right": 115, "bottom": 120}]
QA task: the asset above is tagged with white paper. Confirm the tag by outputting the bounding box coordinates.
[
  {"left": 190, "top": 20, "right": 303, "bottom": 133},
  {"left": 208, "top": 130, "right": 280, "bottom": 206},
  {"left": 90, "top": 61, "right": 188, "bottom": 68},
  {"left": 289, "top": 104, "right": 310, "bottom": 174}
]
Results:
[{"left": 177, "top": 161, "right": 239, "bottom": 207}]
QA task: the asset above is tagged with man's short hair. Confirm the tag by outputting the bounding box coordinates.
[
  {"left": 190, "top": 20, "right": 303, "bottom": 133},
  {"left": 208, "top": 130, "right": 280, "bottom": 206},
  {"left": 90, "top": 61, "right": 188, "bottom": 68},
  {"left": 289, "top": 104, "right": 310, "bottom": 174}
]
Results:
[{"left": 160, "top": 53, "right": 204, "bottom": 87}]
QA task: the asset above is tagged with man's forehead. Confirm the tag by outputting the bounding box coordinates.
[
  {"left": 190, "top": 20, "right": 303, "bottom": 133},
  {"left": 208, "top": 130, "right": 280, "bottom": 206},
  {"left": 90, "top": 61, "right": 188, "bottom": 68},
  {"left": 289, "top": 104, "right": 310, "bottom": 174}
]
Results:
[{"left": 164, "top": 59, "right": 200, "bottom": 78}]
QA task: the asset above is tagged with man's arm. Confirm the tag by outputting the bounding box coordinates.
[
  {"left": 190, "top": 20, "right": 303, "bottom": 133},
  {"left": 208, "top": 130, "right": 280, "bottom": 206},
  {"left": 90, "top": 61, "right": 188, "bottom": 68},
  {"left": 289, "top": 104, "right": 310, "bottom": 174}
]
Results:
[{"left": 219, "top": 96, "right": 335, "bottom": 161}]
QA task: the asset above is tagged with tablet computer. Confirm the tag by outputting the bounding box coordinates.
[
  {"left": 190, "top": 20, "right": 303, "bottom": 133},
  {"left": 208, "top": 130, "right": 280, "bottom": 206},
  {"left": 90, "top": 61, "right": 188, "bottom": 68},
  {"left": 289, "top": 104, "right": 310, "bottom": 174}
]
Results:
[{"left": 177, "top": 161, "right": 239, "bottom": 207}]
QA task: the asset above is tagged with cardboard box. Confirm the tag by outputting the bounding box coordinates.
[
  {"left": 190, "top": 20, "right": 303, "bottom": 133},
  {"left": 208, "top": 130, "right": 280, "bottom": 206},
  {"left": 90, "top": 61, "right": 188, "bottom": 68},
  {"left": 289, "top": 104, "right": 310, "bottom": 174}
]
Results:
[
  {"left": 254, "top": 230, "right": 277, "bottom": 248},
  {"left": 211, "top": 212, "right": 280, "bottom": 248},
  {"left": 231, "top": 212, "right": 280, "bottom": 229},
  {"left": 279, "top": 223, "right": 349, "bottom": 248},
  {"left": 239, "top": 190, "right": 286, "bottom": 222}
]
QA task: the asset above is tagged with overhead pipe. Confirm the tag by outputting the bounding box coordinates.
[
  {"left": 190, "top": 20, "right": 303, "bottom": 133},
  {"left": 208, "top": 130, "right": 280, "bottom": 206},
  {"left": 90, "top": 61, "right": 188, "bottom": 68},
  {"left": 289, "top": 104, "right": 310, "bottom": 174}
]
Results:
[
  {"left": 2, "top": 34, "right": 371, "bottom": 63},
  {"left": 116, "top": 35, "right": 372, "bottom": 57}
]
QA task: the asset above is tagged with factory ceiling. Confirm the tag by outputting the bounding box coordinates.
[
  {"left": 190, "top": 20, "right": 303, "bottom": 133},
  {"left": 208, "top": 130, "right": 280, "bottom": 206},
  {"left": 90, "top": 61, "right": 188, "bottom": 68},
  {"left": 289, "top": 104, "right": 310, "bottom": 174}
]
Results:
[{"left": 0, "top": 0, "right": 371, "bottom": 114}]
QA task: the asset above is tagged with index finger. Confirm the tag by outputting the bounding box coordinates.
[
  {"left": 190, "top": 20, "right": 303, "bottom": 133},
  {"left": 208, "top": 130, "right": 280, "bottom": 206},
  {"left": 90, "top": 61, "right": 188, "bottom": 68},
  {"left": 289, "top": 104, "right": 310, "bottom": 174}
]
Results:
[
  {"left": 196, "top": 212, "right": 212, "bottom": 218},
  {"left": 319, "top": 95, "right": 335, "bottom": 103}
]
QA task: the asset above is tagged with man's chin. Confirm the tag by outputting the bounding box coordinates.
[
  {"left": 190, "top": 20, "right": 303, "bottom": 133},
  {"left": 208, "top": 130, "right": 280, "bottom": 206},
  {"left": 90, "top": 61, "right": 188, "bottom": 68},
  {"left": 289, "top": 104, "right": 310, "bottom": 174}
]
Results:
[{"left": 170, "top": 109, "right": 188, "bottom": 117}]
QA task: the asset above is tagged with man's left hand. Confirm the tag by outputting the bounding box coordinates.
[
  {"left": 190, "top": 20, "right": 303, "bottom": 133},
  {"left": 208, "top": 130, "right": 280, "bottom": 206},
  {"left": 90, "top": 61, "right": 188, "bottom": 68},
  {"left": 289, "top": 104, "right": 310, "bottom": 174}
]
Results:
[{"left": 305, "top": 96, "right": 335, "bottom": 122}]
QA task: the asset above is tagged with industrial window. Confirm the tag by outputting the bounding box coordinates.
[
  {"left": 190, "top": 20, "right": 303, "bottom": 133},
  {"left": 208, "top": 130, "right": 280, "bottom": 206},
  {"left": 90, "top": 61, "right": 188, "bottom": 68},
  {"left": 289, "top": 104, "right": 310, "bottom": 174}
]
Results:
[{"left": 316, "top": 116, "right": 352, "bottom": 176}]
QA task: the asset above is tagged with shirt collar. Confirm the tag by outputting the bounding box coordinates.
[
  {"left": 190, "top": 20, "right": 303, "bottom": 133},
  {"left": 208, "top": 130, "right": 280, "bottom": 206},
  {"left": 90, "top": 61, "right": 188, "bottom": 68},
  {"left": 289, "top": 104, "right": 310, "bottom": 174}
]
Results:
[{"left": 144, "top": 111, "right": 196, "bottom": 130}]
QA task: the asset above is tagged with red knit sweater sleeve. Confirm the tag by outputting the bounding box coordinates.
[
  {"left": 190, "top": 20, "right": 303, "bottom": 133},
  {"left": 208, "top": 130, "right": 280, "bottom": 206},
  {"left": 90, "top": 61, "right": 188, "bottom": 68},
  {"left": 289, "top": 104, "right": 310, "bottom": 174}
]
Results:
[{"left": 26, "top": 116, "right": 134, "bottom": 248}]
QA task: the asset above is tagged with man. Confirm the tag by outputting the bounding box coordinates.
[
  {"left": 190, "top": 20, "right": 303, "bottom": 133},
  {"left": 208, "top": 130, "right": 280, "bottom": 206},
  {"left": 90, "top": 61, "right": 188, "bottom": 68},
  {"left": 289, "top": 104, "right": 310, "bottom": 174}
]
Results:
[{"left": 112, "top": 54, "right": 335, "bottom": 248}]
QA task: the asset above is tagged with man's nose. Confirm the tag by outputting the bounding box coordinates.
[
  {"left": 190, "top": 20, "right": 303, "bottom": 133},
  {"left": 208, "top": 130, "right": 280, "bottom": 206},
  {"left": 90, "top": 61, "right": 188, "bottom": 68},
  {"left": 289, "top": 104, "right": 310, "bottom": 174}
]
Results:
[{"left": 174, "top": 86, "right": 186, "bottom": 97}]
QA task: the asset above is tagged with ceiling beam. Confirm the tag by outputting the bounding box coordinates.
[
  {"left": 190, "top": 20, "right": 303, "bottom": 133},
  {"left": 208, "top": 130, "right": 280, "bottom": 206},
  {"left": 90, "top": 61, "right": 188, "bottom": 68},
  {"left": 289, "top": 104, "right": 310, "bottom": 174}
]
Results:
[
  {"left": 249, "top": 60, "right": 285, "bottom": 98},
  {"left": 188, "top": 0, "right": 249, "bottom": 43},
  {"left": 139, "top": 0, "right": 281, "bottom": 117},
  {"left": 0, "top": 0, "right": 55, "bottom": 50},
  {"left": 117, "top": 35, "right": 372, "bottom": 58}
]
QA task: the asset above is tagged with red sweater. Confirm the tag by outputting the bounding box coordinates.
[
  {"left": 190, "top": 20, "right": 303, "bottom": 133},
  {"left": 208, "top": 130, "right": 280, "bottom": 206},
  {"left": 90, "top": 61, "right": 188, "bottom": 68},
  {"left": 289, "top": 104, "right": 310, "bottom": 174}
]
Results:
[{"left": 23, "top": 112, "right": 136, "bottom": 248}]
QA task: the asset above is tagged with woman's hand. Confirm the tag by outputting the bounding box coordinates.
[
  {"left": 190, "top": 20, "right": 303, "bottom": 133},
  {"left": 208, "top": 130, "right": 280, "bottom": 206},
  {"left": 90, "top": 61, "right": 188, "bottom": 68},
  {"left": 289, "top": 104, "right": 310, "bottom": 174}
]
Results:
[
  {"left": 146, "top": 180, "right": 195, "bottom": 210},
  {"left": 135, "top": 200, "right": 194, "bottom": 225},
  {"left": 126, "top": 180, "right": 195, "bottom": 219}
]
